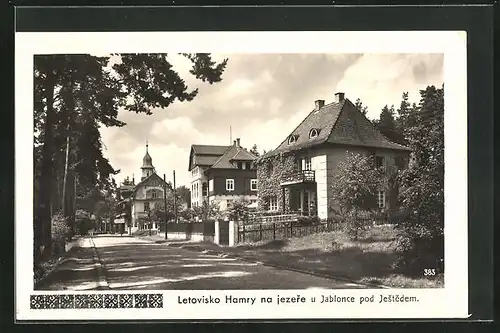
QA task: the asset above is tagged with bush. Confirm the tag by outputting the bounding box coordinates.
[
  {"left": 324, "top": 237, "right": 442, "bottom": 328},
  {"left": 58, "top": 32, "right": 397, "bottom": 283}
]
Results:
[
  {"left": 341, "top": 210, "right": 371, "bottom": 240},
  {"left": 393, "top": 223, "right": 444, "bottom": 276},
  {"left": 227, "top": 198, "right": 250, "bottom": 222},
  {"left": 51, "top": 212, "right": 71, "bottom": 255}
]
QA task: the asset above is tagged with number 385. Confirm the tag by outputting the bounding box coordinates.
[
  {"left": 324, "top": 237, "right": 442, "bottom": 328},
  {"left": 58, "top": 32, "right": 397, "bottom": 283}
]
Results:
[{"left": 423, "top": 268, "right": 436, "bottom": 276}]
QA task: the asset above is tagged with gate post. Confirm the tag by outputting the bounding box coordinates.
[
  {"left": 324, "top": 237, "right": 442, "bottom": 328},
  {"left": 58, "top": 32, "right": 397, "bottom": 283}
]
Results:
[
  {"left": 229, "top": 220, "right": 239, "bottom": 246},
  {"left": 214, "top": 219, "right": 220, "bottom": 245}
]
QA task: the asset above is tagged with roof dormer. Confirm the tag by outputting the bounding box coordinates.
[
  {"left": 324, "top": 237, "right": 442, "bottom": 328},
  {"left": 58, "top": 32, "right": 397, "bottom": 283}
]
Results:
[
  {"left": 288, "top": 134, "right": 299, "bottom": 144},
  {"left": 309, "top": 128, "right": 321, "bottom": 139}
]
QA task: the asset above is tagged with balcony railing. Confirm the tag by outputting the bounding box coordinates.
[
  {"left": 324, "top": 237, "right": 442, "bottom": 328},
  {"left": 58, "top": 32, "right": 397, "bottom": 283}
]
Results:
[{"left": 280, "top": 170, "right": 316, "bottom": 186}]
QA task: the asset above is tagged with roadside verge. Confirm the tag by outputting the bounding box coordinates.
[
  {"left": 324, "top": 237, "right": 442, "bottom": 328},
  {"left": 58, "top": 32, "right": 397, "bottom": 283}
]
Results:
[
  {"left": 34, "top": 237, "right": 86, "bottom": 289},
  {"left": 88, "top": 236, "right": 110, "bottom": 290}
]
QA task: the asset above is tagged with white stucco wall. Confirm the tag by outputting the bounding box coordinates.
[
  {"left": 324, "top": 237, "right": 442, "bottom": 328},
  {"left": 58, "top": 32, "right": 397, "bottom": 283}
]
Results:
[
  {"left": 295, "top": 146, "right": 402, "bottom": 219},
  {"left": 191, "top": 166, "right": 208, "bottom": 207},
  {"left": 131, "top": 184, "right": 167, "bottom": 227},
  {"left": 310, "top": 154, "right": 328, "bottom": 219}
]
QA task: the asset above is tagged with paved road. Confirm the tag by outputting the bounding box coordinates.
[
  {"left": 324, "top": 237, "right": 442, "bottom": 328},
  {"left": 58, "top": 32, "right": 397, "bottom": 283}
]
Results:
[{"left": 38, "top": 235, "right": 367, "bottom": 290}]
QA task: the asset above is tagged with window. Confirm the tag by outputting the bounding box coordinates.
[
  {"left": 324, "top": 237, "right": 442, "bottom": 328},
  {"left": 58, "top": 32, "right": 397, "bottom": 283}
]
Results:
[
  {"left": 209, "top": 179, "right": 214, "bottom": 192},
  {"left": 377, "top": 191, "right": 386, "bottom": 209},
  {"left": 202, "top": 182, "right": 208, "bottom": 196},
  {"left": 269, "top": 196, "right": 278, "bottom": 211},
  {"left": 375, "top": 156, "right": 385, "bottom": 169},
  {"left": 226, "top": 179, "right": 235, "bottom": 191},
  {"left": 237, "top": 162, "right": 242, "bottom": 169},
  {"left": 288, "top": 134, "right": 299, "bottom": 144},
  {"left": 302, "top": 157, "right": 312, "bottom": 171},
  {"left": 146, "top": 189, "right": 161, "bottom": 199},
  {"left": 191, "top": 167, "right": 199, "bottom": 177},
  {"left": 250, "top": 179, "right": 258, "bottom": 191},
  {"left": 309, "top": 128, "right": 320, "bottom": 139},
  {"left": 246, "top": 162, "right": 251, "bottom": 170},
  {"left": 144, "top": 202, "right": 150, "bottom": 211}
]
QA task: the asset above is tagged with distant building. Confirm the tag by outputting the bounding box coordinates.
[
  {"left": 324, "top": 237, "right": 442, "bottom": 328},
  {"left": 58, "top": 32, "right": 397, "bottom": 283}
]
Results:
[
  {"left": 116, "top": 143, "right": 172, "bottom": 233},
  {"left": 188, "top": 138, "right": 258, "bottom": 211},
  {"left": 255, "top": 92, "right": 411, "bottom": 219}
]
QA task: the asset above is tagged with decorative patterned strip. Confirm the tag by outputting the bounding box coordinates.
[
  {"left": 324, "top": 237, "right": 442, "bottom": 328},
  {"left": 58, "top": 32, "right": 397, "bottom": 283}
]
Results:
[{"left": 30, "top": 294, "right": 163, "bottom": 309}]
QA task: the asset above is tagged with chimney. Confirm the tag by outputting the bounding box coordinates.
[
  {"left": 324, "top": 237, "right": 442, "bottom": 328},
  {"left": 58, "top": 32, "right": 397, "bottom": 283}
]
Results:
[
  {"left": 236, "top": 138, "right": 241, "bottom": 147},
  {"left": 335, "top": 92, "right": 345, "bottom": 103},
  {"left": 233, "top": 140, "right": 236, "bottom": 146},
  {"left": 314, "top": 100, "right": 325, "bottom": 110}
]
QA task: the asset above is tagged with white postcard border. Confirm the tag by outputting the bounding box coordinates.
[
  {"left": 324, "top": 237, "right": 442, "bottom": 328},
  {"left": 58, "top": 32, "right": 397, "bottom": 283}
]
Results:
[{"left": 15, "top": 30, "right": 468, "bottom": 320}]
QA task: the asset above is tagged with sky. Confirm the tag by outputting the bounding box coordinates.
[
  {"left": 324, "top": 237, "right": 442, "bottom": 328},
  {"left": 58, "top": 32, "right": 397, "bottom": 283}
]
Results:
[{"left": 99, "top": 53, "right": 443, "bottom": 188}]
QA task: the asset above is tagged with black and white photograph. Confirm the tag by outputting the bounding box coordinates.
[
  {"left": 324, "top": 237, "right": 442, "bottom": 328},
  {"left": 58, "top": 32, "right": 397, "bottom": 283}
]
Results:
[{"left": 16, "top": 30, "right": 468, "bottom": 320}]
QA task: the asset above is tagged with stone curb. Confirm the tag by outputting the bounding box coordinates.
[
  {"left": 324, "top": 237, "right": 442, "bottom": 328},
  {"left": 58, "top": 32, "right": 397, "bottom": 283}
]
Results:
[
  {"left": 165, "top": 243, "right": 390, "bottom": 289},
  {"left": 88, "top": 236, "right": 111, "bottom": 290}
]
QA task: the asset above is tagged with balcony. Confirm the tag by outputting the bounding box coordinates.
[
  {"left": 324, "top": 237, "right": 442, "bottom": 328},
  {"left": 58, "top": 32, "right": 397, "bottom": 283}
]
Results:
[{"left": 280, "top": 170, "right": 316, "bottom": 186}]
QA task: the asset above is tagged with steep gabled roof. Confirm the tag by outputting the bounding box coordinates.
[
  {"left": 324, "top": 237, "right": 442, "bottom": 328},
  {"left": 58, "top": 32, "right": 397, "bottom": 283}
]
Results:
[
  {"left": 194, "top": 155, "right": 221, "bottom": 166},
  {"left": 188, "top": 144, "right": 230, "bottom": 171},
  {"left": 328, "top": 99, "right": 410, "bottom": 150},
  {"left": 131, "top": 173, "right": 169, "bottom": 198},
  {"left": 231, "top": 148, "right": 257, "bottom": 161},
  {"left": 192, "top": 145, "right": 230, "bottom": 155},
  {"left": 265, "top": 97, "right": 410, "bottom": 157},
  {"left": 210, "top": 145, "right": 258, "bottom": 169}
]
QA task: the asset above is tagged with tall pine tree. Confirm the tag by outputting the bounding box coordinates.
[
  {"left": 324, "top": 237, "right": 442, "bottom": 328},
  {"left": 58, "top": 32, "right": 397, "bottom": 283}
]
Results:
[
  {"left": 354, "top": 98, "right": 368, "bottom": 115},
  {"left": 34, "top": 54, "right": 228, "bottom": 263},
  {"left": 396, "top": 85, "right": 444, "bottom": 273},
  {"left": 376, "top": 104, "right": 406, "bottom": 145}
]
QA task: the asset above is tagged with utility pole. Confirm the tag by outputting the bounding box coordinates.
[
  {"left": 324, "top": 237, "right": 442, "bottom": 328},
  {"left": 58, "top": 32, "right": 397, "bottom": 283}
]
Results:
[
  {"left": 72, "top": 171, "right": 77, "bottom": 237},
  {"left": 173, "top": 170, "right": 177, "bottom": 224},
  {"left": 164, "top": 174, "right": 168, "bottom": 240}
]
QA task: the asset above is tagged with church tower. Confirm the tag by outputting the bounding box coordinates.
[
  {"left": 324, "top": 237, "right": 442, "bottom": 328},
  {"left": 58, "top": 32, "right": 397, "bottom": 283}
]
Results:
[{"left": 141, "top": 141, "right": 155, "bottom": 181}]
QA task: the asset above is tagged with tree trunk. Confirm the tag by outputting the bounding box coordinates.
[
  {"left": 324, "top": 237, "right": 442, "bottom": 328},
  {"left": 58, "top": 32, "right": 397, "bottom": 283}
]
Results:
[
  {"left": 34, "top": 72, "right": 57, "bottom": 264},
  {"left": 62, "top": 74, "right": 75, "bottom": 220},
  {"left": 62, "top": 130, "right": 70, "bottom": 217},
  {"left": 71, "top": 172, "right": 77, "bottom": 237}
]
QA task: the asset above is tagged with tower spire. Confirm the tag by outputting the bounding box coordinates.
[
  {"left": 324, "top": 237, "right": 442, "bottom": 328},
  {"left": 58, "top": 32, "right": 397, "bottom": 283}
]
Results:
[{"left": 146, "top": 138, "right": 148, "bottom": 153}]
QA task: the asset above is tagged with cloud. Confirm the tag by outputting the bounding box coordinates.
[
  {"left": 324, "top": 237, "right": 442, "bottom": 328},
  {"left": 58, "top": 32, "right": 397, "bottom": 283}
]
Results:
[
  {"left": 99, "top": 53, "right": 443, "bottom": 187},
  {"left": 336, "top": 53, "right": 443, "bottom": 119}
]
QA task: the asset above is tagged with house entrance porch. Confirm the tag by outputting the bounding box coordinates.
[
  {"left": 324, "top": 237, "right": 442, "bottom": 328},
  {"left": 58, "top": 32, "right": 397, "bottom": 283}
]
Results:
[{"left": 281, "top": 183, "right": 317, "bottom": 217}]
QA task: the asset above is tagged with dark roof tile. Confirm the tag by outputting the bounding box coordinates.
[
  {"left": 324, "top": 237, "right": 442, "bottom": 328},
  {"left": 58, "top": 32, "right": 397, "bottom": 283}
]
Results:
[
  {"left": 192, "top": 145, "right": 230, "bottom": 155},
  {"left": 266, "top": 98, "right": 410, "bottom": 157},
  {"left": 210, "top": 145, "right": 258, "bottom": 169},
  {"left": 194, "top": 155, "right": 221, "bottom": 166}
]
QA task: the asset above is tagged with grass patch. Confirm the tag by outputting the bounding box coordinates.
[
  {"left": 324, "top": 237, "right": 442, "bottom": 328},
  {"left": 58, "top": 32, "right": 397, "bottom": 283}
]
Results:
[
  {"left": 217, "top": 225, "right": 442, "bottom": 289},
  {"left": 360, "top": 274, "right": 444, "bottom": 288}
]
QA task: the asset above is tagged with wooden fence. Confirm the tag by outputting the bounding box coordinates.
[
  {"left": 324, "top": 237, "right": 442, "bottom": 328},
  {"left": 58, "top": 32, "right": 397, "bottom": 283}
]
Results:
[{"left": 237, "top": 220, "right": 342, "bottom": 243}]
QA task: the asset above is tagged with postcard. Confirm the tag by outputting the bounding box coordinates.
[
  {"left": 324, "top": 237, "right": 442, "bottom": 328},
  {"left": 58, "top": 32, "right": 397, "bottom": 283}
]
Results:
[{"left": 16, "top": 30, "right": 468, "bottom": 321}]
